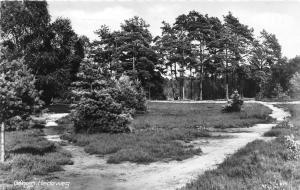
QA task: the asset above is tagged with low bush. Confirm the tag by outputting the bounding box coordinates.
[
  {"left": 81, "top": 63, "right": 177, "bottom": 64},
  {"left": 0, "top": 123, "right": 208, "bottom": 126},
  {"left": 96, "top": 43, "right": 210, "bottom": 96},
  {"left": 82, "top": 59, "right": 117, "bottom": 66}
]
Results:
[
  {"left": 72, "top": 60, "right": 147, "bottom": 133},
  {"left": 222, "top": 90, "right": 243, "bottom": 112},
  {"left": 72, "top": 91, "right": 132, "bottom": 133},
  {"left": 109, "top": 75, "right": 147, "bottom": 113}
]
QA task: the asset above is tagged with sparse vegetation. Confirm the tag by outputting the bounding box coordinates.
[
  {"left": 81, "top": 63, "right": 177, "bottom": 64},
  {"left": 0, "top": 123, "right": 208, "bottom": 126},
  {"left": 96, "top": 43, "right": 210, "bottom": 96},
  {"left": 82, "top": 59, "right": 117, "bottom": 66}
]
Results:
[
  {"left": 63, "top": 128, "right": 206, "bottom": 164},
  {"left": 1, "top": 1, "right": 299, "bottom": 189},
  {"left": 62, "top": 102, "right": 271, "bottom": 164},
  {"left": 181, "top": 104, "right": 300, "bottom": 190},
  {"left": 0, "top": 129, "right": 72, "bottom": 183},
  {"left": 264, "top": 120, "right": 293, "bottom": 137}
]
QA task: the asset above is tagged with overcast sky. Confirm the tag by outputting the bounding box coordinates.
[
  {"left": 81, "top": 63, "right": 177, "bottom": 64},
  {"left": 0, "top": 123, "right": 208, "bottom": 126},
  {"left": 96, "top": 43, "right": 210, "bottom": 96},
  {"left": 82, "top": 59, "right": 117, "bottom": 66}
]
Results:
[{"left": 48, "top": 0, "right": 300, "bottom": 58}]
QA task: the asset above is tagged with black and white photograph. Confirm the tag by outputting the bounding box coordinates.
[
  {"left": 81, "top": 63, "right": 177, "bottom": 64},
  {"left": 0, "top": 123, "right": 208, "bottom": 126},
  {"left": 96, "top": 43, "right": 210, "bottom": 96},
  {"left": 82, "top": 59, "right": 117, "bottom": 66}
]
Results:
[{"left": 1, "top": 0, "right": 300, "bottom": 189}]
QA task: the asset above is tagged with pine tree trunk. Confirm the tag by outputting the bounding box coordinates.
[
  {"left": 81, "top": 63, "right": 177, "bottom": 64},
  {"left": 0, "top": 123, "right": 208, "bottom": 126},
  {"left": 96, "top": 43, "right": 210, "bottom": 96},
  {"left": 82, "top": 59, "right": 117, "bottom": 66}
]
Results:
[
  {"left": 199, "top": 63, "right": 204, "bottom": 101},
  {"left": 225, "top": 83, "right": 229, "bottom": 100},
  {"left": 148, "top": 86, "right": 151, "bottom": 100},
  {"left": 1, "top": 122, "right": 4, "bottom": 162},
  {"left": 199, "top": 78, "right": 203, "bottom": 101},
  {"left": 190, "top": 68, "right": 193, "bottom": 100},
  {"left": 182, "top": 84, "right": 185, "bottom": 100},
  {"left": 225, "top": 46, "right": 229, "bottom": 100},
  {"left": 171, "top": 65, "right": 176, "bottom": 99}
]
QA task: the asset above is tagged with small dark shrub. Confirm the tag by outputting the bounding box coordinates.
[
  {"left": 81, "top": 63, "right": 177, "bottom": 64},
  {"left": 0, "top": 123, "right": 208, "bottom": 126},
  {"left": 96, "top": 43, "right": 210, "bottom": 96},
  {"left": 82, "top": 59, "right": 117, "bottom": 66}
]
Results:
[{"left": 222, "top": 90, "right": 244, "bottom": 112}]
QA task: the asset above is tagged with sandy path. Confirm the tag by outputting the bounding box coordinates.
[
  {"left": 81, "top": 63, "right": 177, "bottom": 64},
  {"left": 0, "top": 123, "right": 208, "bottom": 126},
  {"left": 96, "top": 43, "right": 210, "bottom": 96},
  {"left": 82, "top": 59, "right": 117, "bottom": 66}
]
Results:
[{"left": 42, "top": 101, "right": 291, "bottom": 190}]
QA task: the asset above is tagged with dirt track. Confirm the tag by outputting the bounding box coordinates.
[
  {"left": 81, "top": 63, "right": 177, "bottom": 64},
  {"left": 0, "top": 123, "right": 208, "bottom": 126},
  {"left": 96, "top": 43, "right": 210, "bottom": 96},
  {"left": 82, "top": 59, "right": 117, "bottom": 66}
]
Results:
[{"left": 43, "top": 101, "right": 292, "bottom": 190}]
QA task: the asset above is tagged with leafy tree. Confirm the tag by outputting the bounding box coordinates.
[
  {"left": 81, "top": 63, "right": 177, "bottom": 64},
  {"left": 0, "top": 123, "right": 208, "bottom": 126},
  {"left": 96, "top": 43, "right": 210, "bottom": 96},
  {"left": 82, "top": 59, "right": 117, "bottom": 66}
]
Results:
[
  {"left": 0, "top": 0, "right": 50, "bottom": 58},
  {"left": 92, "top": 25, "right": 119, "bottom": 77},
  {"left": 182, "top": 12, "right": 213, "bottom": 100},
  {"left": 72, "top": 59, "right": 113, "bottom": 94},
  {"left": 29, "top": 17, "right": 84, "bottom": 103},
  {"left": 119, "top": 17, "right": 165, "bottom": 100},
  {"left": 250, "top": 30, "right": 282, "bottom": 98},
  {"left": 286, "top": 56, "right": 300, "bottom": 75},
  {"left": 171, "top": 14, "right": 192, "bottom": 99},
  {"left": 0, "top": 58, "right": 43, "bottom": 129},
  {"left": 92, "top": 17, "right": 165, "bottom": 99},
  {"left": 155, "top": 21, "right": 179, "bottom": 99},
  {"left": 269, "top": 56, "right": 300, "bottom": 96},
  {"left": 289, "top": 72, "right": 300, "bottom": 98},
  {"left": 1, "top": 1, "right": 85, "bottom": 104},
  {"left": 220, "top": 12, "right": 253, "bottom": 99}
]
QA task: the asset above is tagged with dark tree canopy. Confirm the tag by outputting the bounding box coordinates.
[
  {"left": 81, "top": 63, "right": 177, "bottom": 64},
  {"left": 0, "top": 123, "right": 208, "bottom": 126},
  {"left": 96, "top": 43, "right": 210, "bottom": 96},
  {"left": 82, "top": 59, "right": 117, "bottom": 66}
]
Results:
[
  {"left": 92, "top": 16, "right": 165, "bottom": 99},
  {"left": 1, "top": 1, "right": 85, "bottom": 104}
]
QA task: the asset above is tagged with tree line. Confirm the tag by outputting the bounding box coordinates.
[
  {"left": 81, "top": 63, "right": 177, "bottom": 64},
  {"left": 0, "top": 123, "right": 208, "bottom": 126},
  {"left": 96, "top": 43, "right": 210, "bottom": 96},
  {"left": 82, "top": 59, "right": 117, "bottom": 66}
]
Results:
[
  {"left": 1, "top": 1, "right": 300, "bottom": 106},
  {"left": 1, "top": 0, "right": 300, "bottom": 134},
  {"left": 87, "top": 12, "right": 300, "bottom": 101}
]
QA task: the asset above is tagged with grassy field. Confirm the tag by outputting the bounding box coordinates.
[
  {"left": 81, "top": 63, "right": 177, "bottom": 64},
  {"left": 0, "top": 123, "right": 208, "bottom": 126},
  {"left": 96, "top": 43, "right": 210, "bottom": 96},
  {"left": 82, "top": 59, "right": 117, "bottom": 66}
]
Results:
[
  {"left": 131, "top": 102, "right": 272, "bottom": 129},
  {"left": 181, "top": 104, "right": 300, "bottom": 190},
  {"left": 62, "top": 102, "right": 272, "bottom": 164},
  {"left": 0, "top": 129, "right": 73, "bottom": 184}
]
